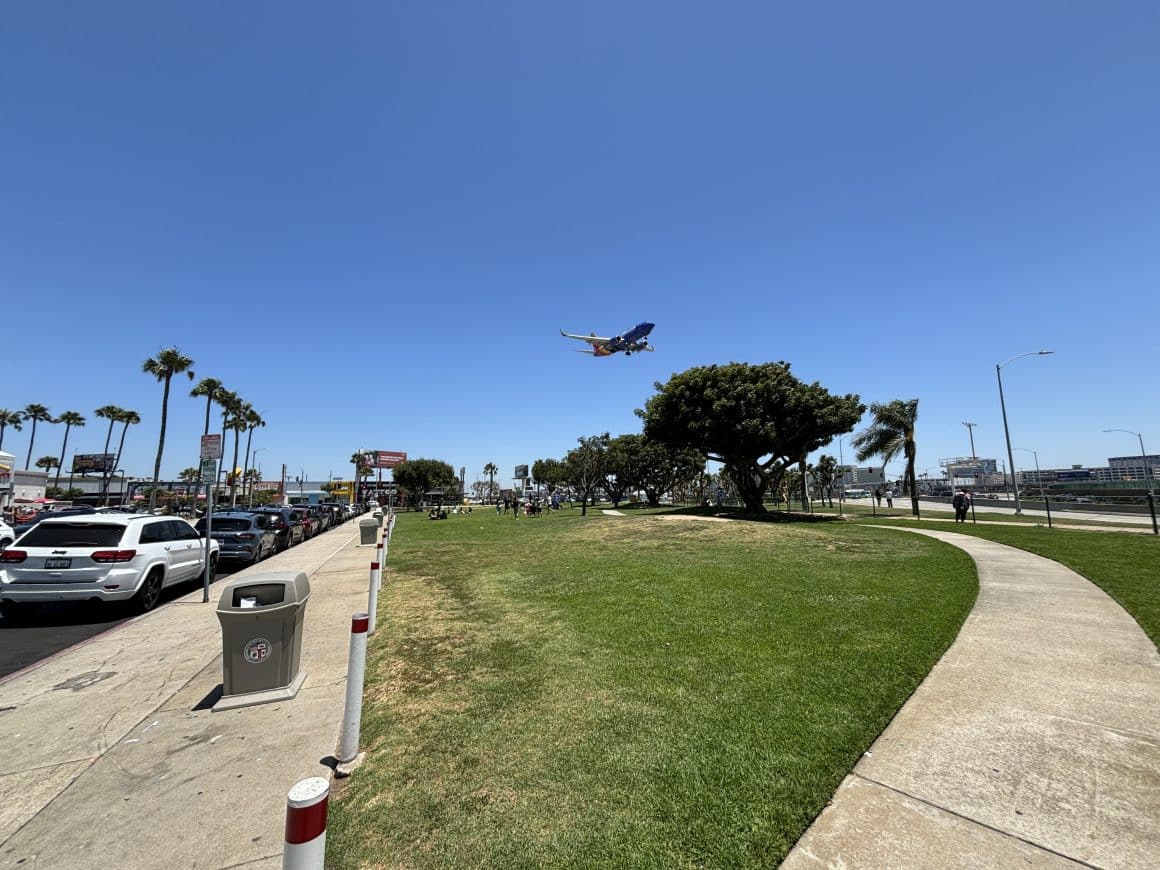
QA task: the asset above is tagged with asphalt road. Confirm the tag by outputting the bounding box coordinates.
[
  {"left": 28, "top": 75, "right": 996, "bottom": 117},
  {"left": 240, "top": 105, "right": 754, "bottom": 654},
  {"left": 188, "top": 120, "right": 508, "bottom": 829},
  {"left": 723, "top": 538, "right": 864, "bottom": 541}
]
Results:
[{"left": 0, "top": 566, "right": 236, "bottom": 680}]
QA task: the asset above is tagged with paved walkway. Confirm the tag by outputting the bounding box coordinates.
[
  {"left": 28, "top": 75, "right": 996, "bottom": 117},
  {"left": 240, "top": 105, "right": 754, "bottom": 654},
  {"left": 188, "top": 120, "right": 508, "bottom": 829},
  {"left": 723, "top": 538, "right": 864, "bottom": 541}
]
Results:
[
  {"left": 782, "top": 527, "right": 1160, "bottom": 869},
  {"left": 0, "top": 517, "right": 385, "bottom": 869}
]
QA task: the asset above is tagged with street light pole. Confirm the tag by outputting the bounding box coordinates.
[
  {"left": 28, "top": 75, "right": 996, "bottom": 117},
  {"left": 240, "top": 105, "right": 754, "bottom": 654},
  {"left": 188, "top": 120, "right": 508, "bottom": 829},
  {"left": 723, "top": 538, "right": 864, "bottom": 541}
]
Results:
[
  {"left": 996, "top": 350, "right": 1053, "bottom": 515},
  {"left": 1102, "top": 428, "right": 1158, "bottom": 535}
]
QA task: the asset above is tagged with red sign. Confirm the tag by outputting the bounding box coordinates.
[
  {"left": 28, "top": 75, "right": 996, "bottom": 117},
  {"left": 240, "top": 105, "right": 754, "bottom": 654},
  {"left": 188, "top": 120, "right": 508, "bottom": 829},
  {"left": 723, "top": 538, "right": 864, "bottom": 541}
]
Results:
[{"left": 373, "top": 451, "right": 407, "bottom": 468}]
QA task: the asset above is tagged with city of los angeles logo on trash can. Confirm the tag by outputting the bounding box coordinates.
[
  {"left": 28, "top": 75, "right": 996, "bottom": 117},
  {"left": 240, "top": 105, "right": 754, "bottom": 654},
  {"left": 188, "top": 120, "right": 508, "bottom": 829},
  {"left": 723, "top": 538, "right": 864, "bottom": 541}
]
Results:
[{"left": 243, "top": 638, "right": 272, "bottom": 664}]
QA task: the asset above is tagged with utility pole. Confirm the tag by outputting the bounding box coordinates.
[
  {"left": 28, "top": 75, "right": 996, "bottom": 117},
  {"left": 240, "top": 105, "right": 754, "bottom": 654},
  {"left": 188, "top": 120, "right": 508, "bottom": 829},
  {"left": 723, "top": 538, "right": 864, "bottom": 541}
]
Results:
[
  {"left": 962, "top": 421, "right": 977, "bottom": 458},
  {"left": 280, "top": 464, "right": 287, "bottom": 505}
]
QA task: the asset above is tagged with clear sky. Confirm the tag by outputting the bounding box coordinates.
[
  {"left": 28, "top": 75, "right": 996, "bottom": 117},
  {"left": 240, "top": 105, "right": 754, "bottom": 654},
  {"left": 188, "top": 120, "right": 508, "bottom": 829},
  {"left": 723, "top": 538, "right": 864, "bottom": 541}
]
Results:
[{"left": 3, "top": 1, "right": 1158, "bottom": 489}]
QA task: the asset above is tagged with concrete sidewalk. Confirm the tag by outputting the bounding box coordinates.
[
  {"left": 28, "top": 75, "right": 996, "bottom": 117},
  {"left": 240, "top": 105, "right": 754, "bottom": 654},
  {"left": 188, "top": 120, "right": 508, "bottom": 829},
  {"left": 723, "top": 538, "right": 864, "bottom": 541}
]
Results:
[
  {"left": 782, "top": 527, "right": 1160, "bottom": 869},
  {"left": 0, "top": 519, "right": 383, "bottom": 869}
]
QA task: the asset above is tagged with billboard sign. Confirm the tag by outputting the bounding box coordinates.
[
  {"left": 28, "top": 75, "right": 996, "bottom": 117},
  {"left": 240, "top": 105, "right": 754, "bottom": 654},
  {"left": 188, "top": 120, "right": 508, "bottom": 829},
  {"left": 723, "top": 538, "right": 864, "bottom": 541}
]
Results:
[
  {"left": 72, "top": 453, "right": 116, "bottom": 474},
  {"left": 514, "top": 464, "right": 529, "bottom": 479},
  {"left": 372, "top": 451, "right": 407, "bottom": 469}
]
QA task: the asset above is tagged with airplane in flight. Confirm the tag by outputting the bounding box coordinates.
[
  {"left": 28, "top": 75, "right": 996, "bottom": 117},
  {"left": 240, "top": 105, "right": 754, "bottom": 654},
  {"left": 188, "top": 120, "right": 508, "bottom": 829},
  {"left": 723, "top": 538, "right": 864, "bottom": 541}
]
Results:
[{"left": 560, "top": 321, "right": 656, "bottom": 357}]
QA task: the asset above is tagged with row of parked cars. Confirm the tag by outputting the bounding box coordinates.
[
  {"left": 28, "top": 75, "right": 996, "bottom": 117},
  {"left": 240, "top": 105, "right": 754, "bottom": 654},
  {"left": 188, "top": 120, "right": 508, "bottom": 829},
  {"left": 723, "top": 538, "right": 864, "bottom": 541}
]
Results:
[
  {"left": 0, "top": 502, "right": 359, "bottom": 621},
  {"left": 193, "top": 503, "right": 356, "bottom": 564}
]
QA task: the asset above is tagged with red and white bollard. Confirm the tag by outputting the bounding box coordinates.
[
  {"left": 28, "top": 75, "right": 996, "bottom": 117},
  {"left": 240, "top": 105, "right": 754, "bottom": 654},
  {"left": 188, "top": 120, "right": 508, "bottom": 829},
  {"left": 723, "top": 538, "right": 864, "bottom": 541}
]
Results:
[
  {"left": 283, "top": 776, "right": 329, "bottom": 869},
  {"left": 367, "top": 561, "right": 380, "bottom": 634},
  {"left": 375, "top": 538, "right": 385, "bottom": 590},
  {"left": 339, "top": 612, "right": 369, "bottom": 765}
]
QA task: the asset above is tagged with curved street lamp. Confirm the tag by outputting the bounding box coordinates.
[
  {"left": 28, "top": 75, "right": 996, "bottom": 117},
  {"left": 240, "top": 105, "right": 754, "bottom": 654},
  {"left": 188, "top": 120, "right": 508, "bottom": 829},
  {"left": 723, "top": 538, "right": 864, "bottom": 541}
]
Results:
[
  {"left": 996, "top": 350, "right": 1053, "bottom": 514},
  {"left": 1101, "top": 428, "right": 1158, "bottom": 535}
]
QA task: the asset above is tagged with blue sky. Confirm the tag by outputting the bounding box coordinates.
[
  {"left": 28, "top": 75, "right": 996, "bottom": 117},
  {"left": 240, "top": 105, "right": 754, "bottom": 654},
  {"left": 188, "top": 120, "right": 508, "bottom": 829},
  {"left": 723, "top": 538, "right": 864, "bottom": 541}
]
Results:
[{"left": 3, "top": 1, "right": 1158, "bottom": 488}]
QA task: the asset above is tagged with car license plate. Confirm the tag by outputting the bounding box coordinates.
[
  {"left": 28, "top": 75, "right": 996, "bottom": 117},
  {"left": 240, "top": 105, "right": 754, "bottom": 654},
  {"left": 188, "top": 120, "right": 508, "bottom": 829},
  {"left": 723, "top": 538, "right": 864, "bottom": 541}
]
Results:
[{"left": 44, "top": 558, "right": 72, "bottom": 569}]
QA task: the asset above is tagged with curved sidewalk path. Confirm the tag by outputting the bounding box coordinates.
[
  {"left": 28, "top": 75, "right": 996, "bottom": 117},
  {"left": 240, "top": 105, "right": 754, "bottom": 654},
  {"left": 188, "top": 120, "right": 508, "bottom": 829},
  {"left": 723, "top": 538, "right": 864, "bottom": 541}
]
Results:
[{"left": 782, "top": 527, "right": 1160, "bottom": 869}]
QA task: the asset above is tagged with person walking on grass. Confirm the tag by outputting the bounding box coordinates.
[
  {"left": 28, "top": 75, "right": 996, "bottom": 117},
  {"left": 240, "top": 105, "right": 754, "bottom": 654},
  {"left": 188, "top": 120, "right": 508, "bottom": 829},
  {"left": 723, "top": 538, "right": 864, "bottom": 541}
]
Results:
[
  {"left": 886, "top": 488, "right": 894, "bottom": 509},
  {"left": 952, "top": 490, "right": 967, "bottom": 522},
  {"left": 874, "top": 488, "right": 883, "bottom": 508}
]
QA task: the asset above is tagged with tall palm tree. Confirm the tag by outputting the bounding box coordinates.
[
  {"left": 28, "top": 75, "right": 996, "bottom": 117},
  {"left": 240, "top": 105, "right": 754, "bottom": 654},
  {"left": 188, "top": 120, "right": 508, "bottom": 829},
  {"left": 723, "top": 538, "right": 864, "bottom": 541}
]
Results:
[
  {"left": 53, "top": 411, "right": 86, "bottom": 490},
  {"left": 143, "top": 348, "right": 195, "bottom": 510},
  {"left": 110, "top": 409, "right": 141, "bottom": 505},
  {"left": 190, "top": 377, "right": 225, "bottom": 438},
  {"left": 0, "top": 409, "right": 23, "bottom": 451},
  {"left": 852, "top": 398, "right": 921, "bottom": 517},
  {"left": 483, "top": 462, "right": 498, "bottom": 503},
  {"left": 189, "top": 378, "right": 225, "bottom": 507},
  {"left": 94, "top": 405, "right": 123, "bottom": 503},
  {"left": 225, "top": 399, "right": 250, "bottom": 508},
  {"left": 351, "top": 452, "right": 372, "bottom": 504},
  {"left": 22, "top": 404, "right": 53, "bottom": 470},
  {"left": 240, "top": 407, "right": 265, "bottom": 505}
]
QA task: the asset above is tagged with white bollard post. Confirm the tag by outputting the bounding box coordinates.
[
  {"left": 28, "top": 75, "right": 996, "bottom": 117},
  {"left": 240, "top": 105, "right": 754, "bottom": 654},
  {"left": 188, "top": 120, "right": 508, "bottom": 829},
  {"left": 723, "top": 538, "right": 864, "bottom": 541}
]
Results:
[
  {"left": 338, "top": 612, "right": 369, "bottom": 764},
  {"left": 283, "top": 776, "right": 329, "bottom": 870},
  {"left": 367, "top": 561, "right": 380, "bottom": 635},
  {"left": 375, "top": 540, "right": 384, "bottom": 590}
]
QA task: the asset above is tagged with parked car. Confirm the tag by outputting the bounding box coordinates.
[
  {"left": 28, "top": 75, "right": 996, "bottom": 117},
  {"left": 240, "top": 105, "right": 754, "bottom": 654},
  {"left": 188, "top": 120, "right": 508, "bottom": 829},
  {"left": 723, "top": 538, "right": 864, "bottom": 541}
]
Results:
[
  {"left": 247, "top": 507, "right": 305, "bottom": 551},
  {"left": 0, "top": 515, "right": 220, "bottom": 618},
  {"left": 194, "top": 511, "right": 277, "bottom": 565},
  {"left": 0, "top": 519, "right": 15, "bottom": 550},
  {"left": 291, "top": 506, "right": 319, "bottom": 539},
  {"left": 13, "top": 505, "right": 98, "bottom": 537},
  {"left": 319, "top": 503, "right": 343, "bottom": 527}
]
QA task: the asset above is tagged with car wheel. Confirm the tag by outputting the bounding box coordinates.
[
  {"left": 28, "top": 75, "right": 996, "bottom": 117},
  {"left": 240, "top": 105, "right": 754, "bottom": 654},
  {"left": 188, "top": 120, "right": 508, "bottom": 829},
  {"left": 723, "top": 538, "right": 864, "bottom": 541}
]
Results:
[
  {"left": 0, "top": 537, "right": 12, "bottom": 550},
  {"left": 134, "top": 569, "right": 164, "bottom": 614},
  {"left": 209, "top": 555, "right": 219, "bottom": 579},
  {"left": 0, "top": 600, "right": 31, "bottom": 623}
]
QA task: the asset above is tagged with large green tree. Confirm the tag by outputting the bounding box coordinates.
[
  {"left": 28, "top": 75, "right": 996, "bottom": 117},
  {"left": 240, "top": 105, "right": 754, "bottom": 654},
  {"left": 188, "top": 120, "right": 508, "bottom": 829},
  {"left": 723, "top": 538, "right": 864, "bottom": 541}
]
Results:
[
  {"left": 852, "top": 399, "right": 921, "bottom": 517},
  {"left": 22, "top": 404, "right": 53, "bottom": 470},
  {"left": 562, "top": 434, "right": 611, "bottom": 517},
  {"left": 143, "top": 347, "right": 195, "bottom": 510},
  {"left": 639, "top": 362, "right": 864, "bottom": 514},
  {"left": 811, "top": 454, "right": 839, "bottom": 507},
  {"left": 391, "top": 458, "right": 458, "bottom": 509},
  {"left": 531, "top": 458, "right": 566, "bottom": 498},
  {"left": 0, "top": 409, "right": 22, "bottom": 451},
  {"left": 607, "top": 433, "right": 704, "bottom": 507},
  {"left": 53, "top": 411, "right": 86, "bottom": 490}
]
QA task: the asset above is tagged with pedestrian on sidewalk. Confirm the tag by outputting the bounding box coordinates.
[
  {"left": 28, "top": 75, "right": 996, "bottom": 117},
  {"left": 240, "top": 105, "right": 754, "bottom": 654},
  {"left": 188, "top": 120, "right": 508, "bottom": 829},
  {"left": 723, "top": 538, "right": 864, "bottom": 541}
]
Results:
[
  {"left": 874, "top": 488, "right": 883, "bottom": 508},
  {"left": 886, "top": 488, "right": 894, "bottom": 509}
]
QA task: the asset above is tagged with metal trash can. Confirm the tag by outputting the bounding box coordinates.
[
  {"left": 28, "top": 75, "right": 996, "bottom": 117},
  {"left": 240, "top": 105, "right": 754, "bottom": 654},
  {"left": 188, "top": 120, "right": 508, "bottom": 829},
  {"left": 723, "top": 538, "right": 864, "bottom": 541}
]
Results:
[
  {"left": 214, "top": 571, "right": 311, "bottom": 711},
  {"left": 359, "top": 516, "right": 379, "bottom": 545}
]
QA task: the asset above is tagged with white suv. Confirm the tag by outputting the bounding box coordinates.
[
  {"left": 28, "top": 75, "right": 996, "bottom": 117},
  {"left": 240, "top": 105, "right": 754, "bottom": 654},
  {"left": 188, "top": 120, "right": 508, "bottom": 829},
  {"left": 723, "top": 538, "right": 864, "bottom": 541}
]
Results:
[
  {"left": 0, "top": 518, "right": 15, "bottom": 550},
  {"left": 0, "top": 515, "right": 220, "bottom": 619}
]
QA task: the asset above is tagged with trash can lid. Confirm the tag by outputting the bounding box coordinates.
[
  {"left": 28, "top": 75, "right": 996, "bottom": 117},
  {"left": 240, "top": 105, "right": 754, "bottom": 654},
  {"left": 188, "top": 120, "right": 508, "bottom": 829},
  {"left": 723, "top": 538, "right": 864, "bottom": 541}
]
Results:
[{"left": 217, "top": 571, "right": 311, "bottom": 610}]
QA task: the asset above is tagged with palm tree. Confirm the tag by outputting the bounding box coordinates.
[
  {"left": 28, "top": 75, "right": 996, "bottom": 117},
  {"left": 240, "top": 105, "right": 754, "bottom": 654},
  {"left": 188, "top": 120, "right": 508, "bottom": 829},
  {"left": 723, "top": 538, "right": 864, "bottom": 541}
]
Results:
[
  {"left": 351, "top": 452, "right": 372, "bottom": 504},
  {"left": 35, "top": 455, "right": 60, "bottom": 479},
  {"left": 189, "top": 378, "right": 225, "bottom": 507},
  {"left": 52, "top": 411, "right": 86, "bottom": 490},
  {"left": 244, "top": 467, "right": 263, "bottom": 507},
  {"left": 94, "top": 405, "right": 123, "bottom": 503},
  {"left": 483, "top": 462, "right": 498, "bottom": 503},
  {"left": 22, "top": 404, "right": 53, "bottom": 470},
  {"left": 110, "top": 409, "right": 140, "bottom": 505},
  {"left": 225, "top": 399, "right": 250, "bottom": 508},
  {"left": 143, "top": 348, "right": 195, "bottom": 510},
  {"left": 240, "top": 407, "right": 265, "bottom": 505},
  {"left": 190, "top": 377, "right": 225, "bottom": 437},
  {"left": 0, "top": 409, "right": 22, "bottom": 451},
  {"left": 852, "top": 398, "right": 921, "bottom": 517}
]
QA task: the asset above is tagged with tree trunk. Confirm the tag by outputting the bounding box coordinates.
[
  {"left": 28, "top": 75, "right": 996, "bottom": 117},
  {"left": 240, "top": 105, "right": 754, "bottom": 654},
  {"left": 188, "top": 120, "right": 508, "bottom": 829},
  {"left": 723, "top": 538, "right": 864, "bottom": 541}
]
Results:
[
  {"left": 26, "top": 420, "right": 38, "bottom": 471},
  {"left": 112, "top": 422, "right": 132, "bottom": 506},
  {"left": 908, "top": 459, "right": 919, "bottom": 517},
  {"left": 150, "top": 377, "right": 172, "bottom": 511},
  {"left": 100, "top": 419, "right": 115, "bottom": 505},
  {"left": 229, "top": 427, "right": 241, "bottom": 507},
  {"left": 55, "top": 425, "right": 71, "bottom": 490}
]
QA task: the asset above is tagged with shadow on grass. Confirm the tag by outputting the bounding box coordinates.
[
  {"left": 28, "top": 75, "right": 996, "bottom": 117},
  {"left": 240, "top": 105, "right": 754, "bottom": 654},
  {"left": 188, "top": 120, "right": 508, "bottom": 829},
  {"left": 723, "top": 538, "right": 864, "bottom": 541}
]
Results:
[{"left": 642, "top": 504, "right": 845, "bottom": 524}]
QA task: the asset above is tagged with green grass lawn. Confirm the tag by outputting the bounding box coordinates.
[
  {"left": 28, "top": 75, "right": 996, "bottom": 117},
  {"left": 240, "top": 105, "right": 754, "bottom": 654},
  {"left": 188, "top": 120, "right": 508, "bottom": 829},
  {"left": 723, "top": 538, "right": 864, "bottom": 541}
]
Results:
[
  {"left": 866, "top": 517, "right": 1160, "bottom": 648},
  {"left": 328, "top": 509, "right": 977, "bottom": 868}
]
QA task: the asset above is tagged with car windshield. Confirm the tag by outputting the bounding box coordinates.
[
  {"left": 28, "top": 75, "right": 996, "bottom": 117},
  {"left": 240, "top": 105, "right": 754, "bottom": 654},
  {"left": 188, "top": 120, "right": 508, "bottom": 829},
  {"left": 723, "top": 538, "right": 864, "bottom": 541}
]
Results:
[
  {"left": 20, "top": 523, "right": 126, "bottom": 548},
  {"left": 197, "top": 518, "right": 252, "bottom": 532}
]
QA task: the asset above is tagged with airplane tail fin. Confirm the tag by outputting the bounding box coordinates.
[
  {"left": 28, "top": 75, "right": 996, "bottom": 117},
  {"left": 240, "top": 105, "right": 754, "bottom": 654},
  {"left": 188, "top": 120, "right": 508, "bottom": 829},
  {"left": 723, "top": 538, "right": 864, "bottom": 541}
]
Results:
[{"left": 642, "top": 344, "right": 655, "bottom": 352}]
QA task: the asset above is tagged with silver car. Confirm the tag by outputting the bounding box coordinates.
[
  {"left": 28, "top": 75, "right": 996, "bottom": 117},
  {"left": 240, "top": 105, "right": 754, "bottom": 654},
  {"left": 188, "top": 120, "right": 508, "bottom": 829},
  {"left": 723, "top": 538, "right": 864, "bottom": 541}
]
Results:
[{"left": 0, "top": 514, "right": 219, "bottom": 619}]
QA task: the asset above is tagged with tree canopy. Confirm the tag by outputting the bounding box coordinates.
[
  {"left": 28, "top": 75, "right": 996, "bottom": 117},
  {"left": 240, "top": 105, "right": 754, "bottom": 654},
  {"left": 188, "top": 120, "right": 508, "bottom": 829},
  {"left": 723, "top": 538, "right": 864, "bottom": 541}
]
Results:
[
  {"left": 391, "top": 458, "right": 458, "bottom": 509},
  {"left": 608, "top": 433, "right": 705, "bottom": 507},
  {"left": 639, "top": 362, "right": 864, "bottom": 513},
  {"left": 561, "top": 434, "right": 610, "bottom": 516}
]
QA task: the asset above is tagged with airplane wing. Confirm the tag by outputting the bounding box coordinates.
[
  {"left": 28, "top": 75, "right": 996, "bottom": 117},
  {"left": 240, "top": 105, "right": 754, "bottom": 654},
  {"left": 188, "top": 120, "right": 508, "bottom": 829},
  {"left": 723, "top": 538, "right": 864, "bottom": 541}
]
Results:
[{"left": 560, "top": 329, "right": 613, "bottom": 346}]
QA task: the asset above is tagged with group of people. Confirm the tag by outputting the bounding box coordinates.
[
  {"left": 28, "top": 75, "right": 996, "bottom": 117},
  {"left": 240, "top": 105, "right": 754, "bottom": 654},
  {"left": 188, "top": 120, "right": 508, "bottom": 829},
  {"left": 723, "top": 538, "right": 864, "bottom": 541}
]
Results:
[
  {"left": 495, "top": 497, "right": 551, "bottom": 518},
  {"left": 951, "top": 490, "right": 974, "bottom": 522},
  {"left": 872, "top": 488, "right": 896, "bottom": 508}
]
